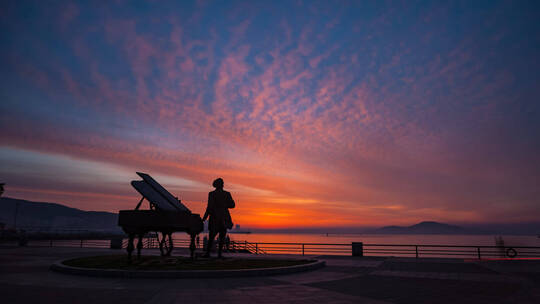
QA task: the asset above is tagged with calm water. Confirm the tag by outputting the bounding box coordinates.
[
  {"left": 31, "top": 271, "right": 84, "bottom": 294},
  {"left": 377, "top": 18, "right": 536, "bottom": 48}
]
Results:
[
  {"left": 169, "top": 233, "right": 540, "bottom": 257},
  {"left": 178, "top": 233, "right": 540, "bottom": 247}
]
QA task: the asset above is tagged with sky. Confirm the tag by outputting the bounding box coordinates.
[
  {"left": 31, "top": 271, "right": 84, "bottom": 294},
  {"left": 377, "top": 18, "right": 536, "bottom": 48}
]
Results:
[{"left": 1, "top": 0, "right": 539, "bottom": 229}]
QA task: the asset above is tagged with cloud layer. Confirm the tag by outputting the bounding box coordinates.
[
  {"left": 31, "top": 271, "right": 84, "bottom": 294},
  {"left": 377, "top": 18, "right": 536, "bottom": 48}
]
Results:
[{"left": 1, "top": 0, "right": 539, "bottom": 227}]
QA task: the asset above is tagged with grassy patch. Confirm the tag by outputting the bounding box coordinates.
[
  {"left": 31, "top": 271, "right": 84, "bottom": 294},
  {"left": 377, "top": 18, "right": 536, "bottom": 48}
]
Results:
[{"left": 62, "top": 255, "right": 314, "bottom": 271}]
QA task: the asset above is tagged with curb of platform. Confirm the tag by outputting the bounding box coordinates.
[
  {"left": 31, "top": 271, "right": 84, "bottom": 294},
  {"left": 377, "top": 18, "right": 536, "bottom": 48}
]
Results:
[{"left": 50, "top": 259, "right": 325, "bottom": 278}]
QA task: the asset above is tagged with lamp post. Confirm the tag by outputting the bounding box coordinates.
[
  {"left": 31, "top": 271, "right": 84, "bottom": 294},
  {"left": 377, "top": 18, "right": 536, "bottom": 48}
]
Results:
[
  {"left": 0, "top": 183, "right": 4, "bottom": 232},
  {"left": 0, "top": 183, "right": 18, "bottom": 230},
  {"left": 14, "top": 201, "right": 20, "bottom": 230}
]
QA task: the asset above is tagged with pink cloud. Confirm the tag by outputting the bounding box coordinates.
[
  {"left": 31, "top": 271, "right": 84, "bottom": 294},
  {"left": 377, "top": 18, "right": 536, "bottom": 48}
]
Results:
[{"left": 3, "top": 6, "right": 539, "bottom": 227}]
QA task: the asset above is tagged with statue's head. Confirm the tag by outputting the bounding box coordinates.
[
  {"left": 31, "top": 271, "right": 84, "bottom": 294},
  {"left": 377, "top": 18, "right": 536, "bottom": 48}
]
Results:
[{"left": 212, "top": 178, "right": 224, "bottom": 189}]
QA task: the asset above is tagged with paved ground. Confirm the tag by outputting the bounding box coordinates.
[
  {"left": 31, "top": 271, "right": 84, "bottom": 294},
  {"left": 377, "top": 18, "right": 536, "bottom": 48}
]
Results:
[{"left": 1, "top": 246, "right": 540, "bottom": 303}]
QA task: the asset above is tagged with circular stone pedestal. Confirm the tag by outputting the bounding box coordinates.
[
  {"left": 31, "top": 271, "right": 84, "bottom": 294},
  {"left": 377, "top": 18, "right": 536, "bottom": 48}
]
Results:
[{"left": 50, "top": 255, "right": 325, "bottom": 278}]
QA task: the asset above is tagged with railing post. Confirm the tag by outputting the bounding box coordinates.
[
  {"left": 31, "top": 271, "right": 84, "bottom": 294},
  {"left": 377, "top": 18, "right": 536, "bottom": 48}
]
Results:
[
  {"left": 80, "top": 239, "right": 83, "bottom": 248},
  {"left": 477, "top": 247, "right": 481, "bottom": 260},
  {"left": 245, "top": 240, "right": 247, "bottom": 250},
  {"left": 415, "top": 245, "right": 418, "bottom": 258},
  {"left": 302, "top": 244, "right": 305, "bottom": 256},
  {"left": 352, "top": 242, "right": 363, "bottom": 257},
  {"left": 50, "top": 239, "right": 53, "bottom": 247}
]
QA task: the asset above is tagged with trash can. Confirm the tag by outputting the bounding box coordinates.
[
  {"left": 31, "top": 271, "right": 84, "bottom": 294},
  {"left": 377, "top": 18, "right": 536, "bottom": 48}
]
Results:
[
  {"left": 110, "top": 237, "right": 123, "bottom": 249},
  {"left": 352, "top": 242, "right": 363, "bottom": 257}
]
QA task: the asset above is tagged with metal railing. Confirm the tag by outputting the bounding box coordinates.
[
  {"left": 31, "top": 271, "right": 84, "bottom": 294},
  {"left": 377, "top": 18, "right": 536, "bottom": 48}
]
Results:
[
  {"left": 249, "top": 242, "right": 540, "bottom": 259},
  {"left": 4, "top": 237, "right": 540, "bottom": 260},
  {"left": 19, "top": 239, "right": 112, "bottom": 248},
  {"left": 252, "top": 242, "right": 351, "bottom": 256},
  {"left": 362, "top": 243, "right": 540, "bottom": 259}
]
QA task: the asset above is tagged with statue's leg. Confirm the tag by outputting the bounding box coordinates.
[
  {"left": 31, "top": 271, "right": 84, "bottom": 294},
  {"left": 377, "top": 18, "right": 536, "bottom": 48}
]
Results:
[
  {"left": 189, "top": 234, "right": 196, "bottom": 260},
  {"left": 127, "top": 234, "right": 135, "bottom": 262},
  {"left": 137, "top": 234, "right": 143, "bottom": 259},
  {"left": 217, "top": 230, "right": 225, "bottom": 258}
]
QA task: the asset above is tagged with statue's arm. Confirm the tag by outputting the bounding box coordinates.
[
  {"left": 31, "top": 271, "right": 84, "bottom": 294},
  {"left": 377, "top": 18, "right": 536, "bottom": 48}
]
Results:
[{"left": 228, "top": 192, "right": 235, "bottom": 209}]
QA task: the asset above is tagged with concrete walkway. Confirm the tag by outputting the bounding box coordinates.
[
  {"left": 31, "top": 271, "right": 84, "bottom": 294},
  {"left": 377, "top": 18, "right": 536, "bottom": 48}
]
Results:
[{"left": 1, "top": 246, "right": 539, "bottom": 303}]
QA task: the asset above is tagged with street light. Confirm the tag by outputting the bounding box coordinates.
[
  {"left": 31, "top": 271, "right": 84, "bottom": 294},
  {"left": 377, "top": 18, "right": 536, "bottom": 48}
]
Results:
[
  {"left": 0, "top": 183, "right": 18, "bottom": 229},
  {"left": 0, "top": 183, "right": 4, "bottom": 232}
]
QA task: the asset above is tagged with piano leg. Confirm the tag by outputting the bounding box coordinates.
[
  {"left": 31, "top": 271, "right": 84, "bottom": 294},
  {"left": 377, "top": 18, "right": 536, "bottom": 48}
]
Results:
[
  {"left": 127, "top": 234, "right": 135, "bottom": 262},
  {"left": 167, "top": 233, "right": 173, "bottom": 256},
  {"left": 137, "top": 234, "right": 143, "bottom": 259},
  {"left": 159, "top": 232, "right": 164, "bottom": 256},
  {"left": 189, "top": 234, "right": 196, "bottom": 260},
  {"left": 159, "top": 232, "right": 173, "bottom": 256}
]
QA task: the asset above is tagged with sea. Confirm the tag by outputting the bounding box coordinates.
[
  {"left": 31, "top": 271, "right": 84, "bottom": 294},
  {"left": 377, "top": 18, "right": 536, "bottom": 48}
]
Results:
[{"left": 180, "top": 232, "right": 540, "bottom": 246}]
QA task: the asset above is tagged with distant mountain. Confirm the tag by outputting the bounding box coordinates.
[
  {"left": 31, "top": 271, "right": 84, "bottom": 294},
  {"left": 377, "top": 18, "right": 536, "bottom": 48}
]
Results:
[
  {"left": 373, "top": 221, "right": 470, "bottom": 234},
  {"left": 0, "top": 197, "right": 121, "bottom": 233}
]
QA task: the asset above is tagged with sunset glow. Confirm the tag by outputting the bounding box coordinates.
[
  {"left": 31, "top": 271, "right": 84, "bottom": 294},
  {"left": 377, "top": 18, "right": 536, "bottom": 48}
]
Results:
[{"left": 1, "top": 1, "right": 539, "bottom": 229}]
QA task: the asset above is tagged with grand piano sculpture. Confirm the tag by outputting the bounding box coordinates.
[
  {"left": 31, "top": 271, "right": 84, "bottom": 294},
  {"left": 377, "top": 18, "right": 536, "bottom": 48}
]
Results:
[{"left": 118, "top": 172, "right": 203, "bottom": 260}]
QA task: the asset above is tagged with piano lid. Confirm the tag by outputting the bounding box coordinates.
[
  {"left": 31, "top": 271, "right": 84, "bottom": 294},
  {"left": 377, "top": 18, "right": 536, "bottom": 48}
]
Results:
[{"left": 131, "top": 172, "right": 190, "bottom": 212}]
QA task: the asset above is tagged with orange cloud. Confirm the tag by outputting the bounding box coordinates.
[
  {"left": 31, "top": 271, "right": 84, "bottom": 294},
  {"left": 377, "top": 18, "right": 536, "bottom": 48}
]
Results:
[{"left": 2, "top": 2, "right": 539, "bottom": 229}]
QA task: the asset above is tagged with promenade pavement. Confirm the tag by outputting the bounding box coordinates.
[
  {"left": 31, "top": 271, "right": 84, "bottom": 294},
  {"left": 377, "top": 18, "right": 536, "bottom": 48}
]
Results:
[{"left": 1, "top": 246, "right": 539, "bottom": 303}]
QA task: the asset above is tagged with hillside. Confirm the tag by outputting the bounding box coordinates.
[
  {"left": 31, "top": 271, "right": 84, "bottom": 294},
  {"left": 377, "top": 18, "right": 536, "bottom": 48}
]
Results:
[
  {"left": 0, "top": 197, "right": 121, "bottom": 233},
  {"left": 374, "top": 221, "right": 470, "bottom": 234}
]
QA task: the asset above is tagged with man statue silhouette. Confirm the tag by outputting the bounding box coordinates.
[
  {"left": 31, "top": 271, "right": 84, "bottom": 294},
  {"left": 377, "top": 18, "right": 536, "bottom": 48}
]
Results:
[{"left": 202, "top": 178, "right": 235, "bottom": 258}]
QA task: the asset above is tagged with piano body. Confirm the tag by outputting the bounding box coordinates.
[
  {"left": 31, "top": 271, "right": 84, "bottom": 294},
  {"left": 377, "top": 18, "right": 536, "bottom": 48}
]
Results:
[{"left": 118, "top": 172, "right": 203, "bottom": 260}]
